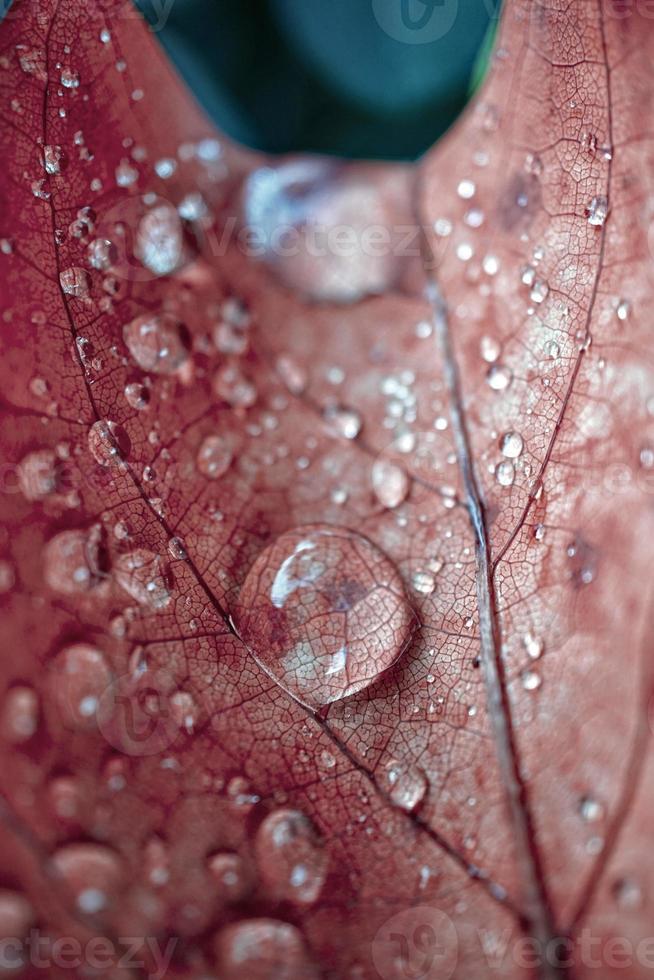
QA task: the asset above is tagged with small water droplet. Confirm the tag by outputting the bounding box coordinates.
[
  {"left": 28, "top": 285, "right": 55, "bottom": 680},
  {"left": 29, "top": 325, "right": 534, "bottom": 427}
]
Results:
[
  {"left": 114, "top": 549, "right": 172, "bottom": 609},
  {"left": 1, "top": 686, "right": 38, "bottom": 743},
  {"left": 43, "top": 144, "right": 64, "bottom": 174},
  {"left": 523, "top": 632, "right": 543, "bottom": 659},
  {"left": 500, "top": 431, "right": 523, "bottom": 459},
  {"left": 384, "top": 760, "right": 428, "bottom": 812},
  {"left": 214, "top": 364, "right": 257, "bottom": 408},
  {"left": 88, "top": 419, "right": 130, "bottom": 467},
  {"left": 371, "top": 459, "right": 409, "bottom": 510},
  {"left": 115, "top": 158, "right": 138, "bottom": 187},
  {"left": 123, "top": 312, "right": 189, "bottom": 374},
  {"left": 457, "top": 179, "right": 476, "bottom": 200},
  {"left": 124, "top": 381, "right": 150, "bottom": 410},
  {"left": 18, "top": 448, "right": 60, "bottom": 500},
  {"left": 50, "top": 843, "right": 123, "bottom": 915},
  {"left": 579, "top": 796, "right": 604, "bottom": 823},
  {"left": 411, "top": 570, "right": 436, "bottom": 596},
  {"left": 487, "top": 364, "right": 513, "bottom": 391},
  {"left": 530, "top": 279, "right": 549, "bottom": 304},
  {"left": 276, "top": 355, "right": 307, "bottom": 395},
  {"left": 495, "top": 461, "right": 515, "bottom": 487},
  {"left": 323, "top": 405, "right": 362, "bottom": 440},
  {"left": 60, "top": 267, "right": 90, "bottom": 297},
  {"left": 207, "top": 852, "right": 252, "bottom": 903},
  {"left": 87, "top": 238, "right": 116, "bottom": 271},
  {"left": 255, "top": 809, "right": 327, "bottom": 906},
  {"left": 60, "top": 67, "right": 80, "bottom": 88},
  {"left": 524, "top": 153, "right": 543, "bottom": 176},
  {"left": 612, "top": 878, "right": 643, "bottom": 911},
  {"left": 480, "top": 335, "right": 501, "bottom": 363},
  {"left": 167, "top": 536, "right": 187, "bottom": 560},
  {"left": 616, "top": 299, "right": 631, "bottom": 321},
  {"left": 196, "top": 434, "right": 233, "bottom": 479},
  {"left": 586, "top": 195, "right": 608, "bottom": 227},
  {"left": 235, "top": 524, "right": 415, "bottom": 708},
  {"left": 522, "top": 670, "right": 542, "bottom": 691}
]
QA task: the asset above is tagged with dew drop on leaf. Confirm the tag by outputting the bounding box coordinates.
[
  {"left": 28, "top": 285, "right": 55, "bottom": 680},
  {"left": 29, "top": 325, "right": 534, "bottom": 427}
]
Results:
[
  {"left": 530, "top": 279, "right": 549, "bottom": 304},
  {"left": 59, "top": 266, "right": 90, "bottom": 297},
  {"left": 88, "top": 419, "right": 130, "bottom": 467},
  {"left": 87, "top": 237, "right": 116, "bottom": 270},
  {"left": 612, "top": 878, "right": 643, "bottom": 911},
  {"left": 18, "top": 448, "right": 60, "bottom": 500},
  {"left": 196, "top": 434, "right": 233, "bottom": 479},
  {"left": 500, "top": 431, "right": 524, "bottom": 459},
  {"left": 50, "top": 843, "right": 123, "bottom": 914},
  {"left": 122, "top": 312, "right": 189, "bottom": 374},
  {"left": 371, "top": 458, "right": 409, "bottom": 509},
  {"left": 487, "top": 364, "right": 513, "bottom": 391},
  {"left": 208, "top": 852, "right": 252, "bottom": 903},
  {"left": 255, "top": 809, "right": 328, "bottom": 906},
  {"left": 276, "top": 354, "right": 307, "bottom": 395},
  {"left": 43, "top": 525, "right": 107, "bottom": 595},
  {"left": 579, "top": 796, "right": 604, "bottom": 823},
  {"left": 323, "top": 405, "right": 362, "bottom": 440},
  {"left": 43, "top": 144, "right": 63, "bottom": 174},
  {"left": 1, "top": 686, "right": 38, "bottom": 744},
  {"left": 214, "top": 919, "right": 317, "bottom": 980},
  {"left": 523, "top": 633, "right": 543, "bottom": 660},
  {"left": 49, "top": 643, "right": 112, "bottom": 731},
  {"left": 113, "top": 549, "right": 172, "bottom": 609},
  {"left": 235, "top": 524, "right": 415, "bottom": 708},
  {"left": 59, "top": 67, "right": 80, "bottom": 88},
  {"left": 384, "top": 759, "right": 428, "bottom": 813},
  {"left": 495, "top": 461, "right": 515, "bottom": 487},
  {"left": 124, "top": 381, "right": 150, "bottom": 410},
  {"left": 586, "top": 195, "right": 608, "bottom": 226},
  {"left": 135, "top": 202, "right": 183, "bottom": 276},
  {"left": 522, "top": 670, "right": 542, "bottom": 692},
  {"left": 411, "top": 570, "right": 436, "bottom": 596},
  {"left": 213, "top": 364, "right": 257, "bottom": 408},
  {"left": 480, "top": 335, "right": 501, "bottom": 363}
]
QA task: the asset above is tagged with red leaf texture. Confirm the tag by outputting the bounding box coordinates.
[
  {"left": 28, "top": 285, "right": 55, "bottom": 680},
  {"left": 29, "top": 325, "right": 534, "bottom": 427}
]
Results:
[{"left": 1, "top": 1, "right": 654, "bottom": 978}]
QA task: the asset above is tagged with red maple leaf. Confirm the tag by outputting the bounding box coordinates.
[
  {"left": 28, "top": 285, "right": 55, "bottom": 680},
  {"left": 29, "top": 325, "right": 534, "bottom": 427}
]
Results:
[{"left": 0, "top": 1, "right": 653, "bottom": 978}]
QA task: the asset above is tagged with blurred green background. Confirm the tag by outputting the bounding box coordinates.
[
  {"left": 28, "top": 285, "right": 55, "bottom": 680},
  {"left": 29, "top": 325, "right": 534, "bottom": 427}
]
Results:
[{"left": 138, "top": 0, "right": 501, "bottom": 160}]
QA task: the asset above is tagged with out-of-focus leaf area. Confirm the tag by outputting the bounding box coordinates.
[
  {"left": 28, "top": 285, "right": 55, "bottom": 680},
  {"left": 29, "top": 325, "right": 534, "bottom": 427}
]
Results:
[{"left": 137, "top": 0, "right": 500, "bottom": 159}]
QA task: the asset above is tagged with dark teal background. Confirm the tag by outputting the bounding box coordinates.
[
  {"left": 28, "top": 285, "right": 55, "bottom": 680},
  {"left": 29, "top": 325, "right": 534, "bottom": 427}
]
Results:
[{"left": 138, "top": 0, "right": 500, "bottom": 160}]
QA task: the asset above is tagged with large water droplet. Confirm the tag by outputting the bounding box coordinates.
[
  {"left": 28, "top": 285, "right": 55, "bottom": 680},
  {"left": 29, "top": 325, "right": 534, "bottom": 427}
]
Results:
[
  {"left": 123, "top": 312, "right": 189, "bottom": 374},
  {"left": 114, "top": 549, "right": 172, "bottom": 609},
  {"left": 88, "top": 419, "right": 130, "bottom": 467},
  {"left": 214, "top": 919, "right": 317, "bottom": 980},
  {"left": 255, "top": 809, "right": 327, "bottom": 906},
  {"left": 500, "top": 431, "right": 524, "bottom": 459},
  {"left": 49, "top": 643, "right": 112, "bottom": 731},
  {"left": 235, "top": 524, "right": 415, "bottom": 708},
  {"left": 43, "top": 525, "right": 107, "bottom": 595}
]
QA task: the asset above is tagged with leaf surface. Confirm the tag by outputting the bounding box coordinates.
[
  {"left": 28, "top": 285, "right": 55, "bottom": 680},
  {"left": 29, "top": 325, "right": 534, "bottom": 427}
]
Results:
[{"left": 0, "top": 2, "right": 653, "bottom": 978}]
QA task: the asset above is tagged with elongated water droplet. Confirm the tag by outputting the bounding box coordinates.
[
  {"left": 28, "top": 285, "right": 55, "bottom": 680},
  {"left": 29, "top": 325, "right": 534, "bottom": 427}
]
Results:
[
  {"left": 495, "top": 460, "right": 515, "bottom": 487},
  {"left": 255, "top": 809, "right": 327, "bottom": 906},
  {"left": 60, "top": 267, "right": 90, "bottom": 297},
  {"left": 123, "top": 312, "right": 189, "bottom": 374},
  {"left": 88, "top": 419, "right": 130, "bottom": 467},
  {"left": 586, "top": 195, "right": 608, "bottom": 226},
  {"left": 1, "top": 686, "right": 38, "bottom": 744},
  {"left": 371, "top": 458, "right": 409, "bottom": 509},
  {"left": 235, "top": 524, "right": 415, "bottom": 708},
  {"left": 135, "top": 202, "right": 183, "bottom": 276}
]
